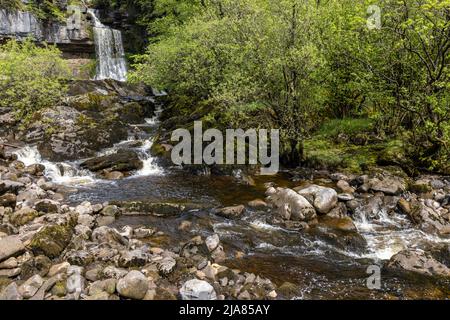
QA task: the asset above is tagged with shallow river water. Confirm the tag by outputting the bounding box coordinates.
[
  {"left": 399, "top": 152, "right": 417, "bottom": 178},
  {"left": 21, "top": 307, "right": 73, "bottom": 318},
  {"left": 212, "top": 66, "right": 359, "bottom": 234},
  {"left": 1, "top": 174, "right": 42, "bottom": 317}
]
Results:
[{"left": 13, "top": 118, "right": 450, "bottom": 300}]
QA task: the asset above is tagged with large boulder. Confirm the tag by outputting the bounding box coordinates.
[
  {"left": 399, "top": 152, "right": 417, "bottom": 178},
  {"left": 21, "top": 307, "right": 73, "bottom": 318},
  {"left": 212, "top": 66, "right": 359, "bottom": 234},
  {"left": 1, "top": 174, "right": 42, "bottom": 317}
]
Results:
[
  {"left": 387, "top": 249, "right": 450, "bottom": 278},
  {"left": 116, "top": 270, "right": 149, "bottom": 300},
  {"left": 406, "top": 200, "right": 450, "bottom": 235},
  {"left": 369, "top": 176, "right": 407, "bottom": 195},
  {"left": 179, "top": 279, "right": 217, "bottom": 300},
  {"left": 0, "top": 236, "right": 25, "bottom": 262},
  {"left": 266, "top": 187, "right": 317, "bottom": 222},
  {"left": 297, "top": 185, "right": 338, "bottom": 214},
  {"left": 23, "top": 105, "right": 128, "bottom": 162},
  {"left": 80, "top": 149, "right": 143, "bottom": 173},
  {"left": 28, "top": 224, "right": 74, "bottom": 258}
]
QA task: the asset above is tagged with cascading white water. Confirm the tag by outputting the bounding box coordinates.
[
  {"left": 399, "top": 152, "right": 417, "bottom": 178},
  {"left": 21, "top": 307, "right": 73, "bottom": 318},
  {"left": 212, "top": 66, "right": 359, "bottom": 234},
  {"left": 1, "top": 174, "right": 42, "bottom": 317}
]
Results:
[
  {"left": 352, "top": 206, "right": 450, "bottom": 260},
  {"left": 88, "top": 9, "right": 127, "bottom": 82},
  {"left": 137, "top": 139, "right": 163, "bottom": 176},
  {"left": 14, "top": 146, "right": 96, "bottom": 185}
]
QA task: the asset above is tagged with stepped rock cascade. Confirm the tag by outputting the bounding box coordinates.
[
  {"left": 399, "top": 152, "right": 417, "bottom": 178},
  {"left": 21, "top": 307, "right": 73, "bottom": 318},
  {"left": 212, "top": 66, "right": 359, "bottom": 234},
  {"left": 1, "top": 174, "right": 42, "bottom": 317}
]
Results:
[{"left": 88, "top": 9, "right": 127, "bottom": 82}]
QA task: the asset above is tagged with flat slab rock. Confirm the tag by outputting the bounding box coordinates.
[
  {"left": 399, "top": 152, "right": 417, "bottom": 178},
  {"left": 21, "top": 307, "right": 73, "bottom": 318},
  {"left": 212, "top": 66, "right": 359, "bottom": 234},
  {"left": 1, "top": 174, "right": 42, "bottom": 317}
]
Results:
[
  {"left": 80, "top": 149, "right": 143, "bottom": 173},
  {"left": 0, "top": 236, "right": 25, "bottom": 262}
]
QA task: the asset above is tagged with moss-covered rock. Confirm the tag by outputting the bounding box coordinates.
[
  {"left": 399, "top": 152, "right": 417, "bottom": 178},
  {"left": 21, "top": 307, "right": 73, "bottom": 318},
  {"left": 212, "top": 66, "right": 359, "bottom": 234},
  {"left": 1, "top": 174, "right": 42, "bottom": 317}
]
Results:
[{"left": 28, "top": 223, "right": 74, "bottom": 259}]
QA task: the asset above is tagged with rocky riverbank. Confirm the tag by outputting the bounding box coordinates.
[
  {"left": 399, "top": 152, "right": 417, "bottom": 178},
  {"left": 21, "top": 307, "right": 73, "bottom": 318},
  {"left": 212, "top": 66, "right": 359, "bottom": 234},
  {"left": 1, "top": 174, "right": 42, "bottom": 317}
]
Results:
[
  {"left": 0, "top": 79, "right": 449, "bottom": 300},
  {"left": 1, "top": 141, "right": 449, "bottom": 299}
]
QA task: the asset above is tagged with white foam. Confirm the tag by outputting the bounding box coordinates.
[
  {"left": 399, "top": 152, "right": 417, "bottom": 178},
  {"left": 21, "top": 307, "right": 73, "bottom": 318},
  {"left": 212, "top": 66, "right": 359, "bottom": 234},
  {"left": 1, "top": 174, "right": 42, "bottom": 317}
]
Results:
[{"left": 14, "top": 146, "right": 96, "bottom": 185}]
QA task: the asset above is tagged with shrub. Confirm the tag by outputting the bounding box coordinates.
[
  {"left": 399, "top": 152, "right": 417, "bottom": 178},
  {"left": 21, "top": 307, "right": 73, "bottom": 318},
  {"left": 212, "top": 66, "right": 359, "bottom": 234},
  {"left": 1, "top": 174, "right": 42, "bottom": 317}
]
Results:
[{"left": 0, "top": 39, "right": 70, "bottom": 123}]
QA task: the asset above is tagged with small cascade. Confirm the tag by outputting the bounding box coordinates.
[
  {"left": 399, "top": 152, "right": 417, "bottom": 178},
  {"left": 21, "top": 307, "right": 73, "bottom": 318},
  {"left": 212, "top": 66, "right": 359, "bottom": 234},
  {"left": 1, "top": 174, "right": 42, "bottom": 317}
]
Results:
[
  {"left": 14, "top": 146, "right": 95, "bottom": 185},
  {"left": 88, "top": 9, "right": 127, "bottom": 82},
  {"left": 136, "top": 139, "right": 164, "bottom": 176},
  {"left": 352, "top": 206, "right": 450, "bottom": 260}
]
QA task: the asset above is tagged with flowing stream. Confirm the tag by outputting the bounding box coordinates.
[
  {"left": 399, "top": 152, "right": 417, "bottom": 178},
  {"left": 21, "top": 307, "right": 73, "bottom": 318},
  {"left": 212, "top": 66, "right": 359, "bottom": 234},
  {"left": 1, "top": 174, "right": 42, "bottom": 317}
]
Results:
[{"left": 13, "top": 112, "right": 450, "bottom": 299}]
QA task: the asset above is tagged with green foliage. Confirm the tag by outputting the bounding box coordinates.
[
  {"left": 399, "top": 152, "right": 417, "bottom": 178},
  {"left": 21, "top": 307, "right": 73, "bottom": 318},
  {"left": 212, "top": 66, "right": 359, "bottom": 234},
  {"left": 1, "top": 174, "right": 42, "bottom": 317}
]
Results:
[
  {"left": 0, "top": 0, "right": 24, "bottom": 10},
  {"left": 131, "top": 0, "right": 450, "bottom": 173},
  {"left": 26, "top": 0, "right": 66, "bottom": 21},
  {"left": 316, "top": 118, "right": 374, "bottom": 139},
  {"left": 0, "top": 39, "right": 70, "bottom": 123}
]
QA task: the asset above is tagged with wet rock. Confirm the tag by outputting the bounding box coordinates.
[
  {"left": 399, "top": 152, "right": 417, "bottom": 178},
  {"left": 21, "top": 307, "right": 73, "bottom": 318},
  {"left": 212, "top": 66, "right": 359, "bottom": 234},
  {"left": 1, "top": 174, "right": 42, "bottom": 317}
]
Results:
[
  {"left": 24, "top": 164, "right": 45, "bottom": 176},
  {"left": 180, "top": 279, "right": 217, "bottom": 300},
  {"left": 355, "top": 195, "right": 384, "bottom": 220},
  {"left": 117, "top": 270, "right": 149, "bottom": 300},
  {"left": 34, "top": 199, "right": 60, "bottom": 214},
  {"left": 157, "top": 256, "right": 177, "bottom": 275},
  {"left": 10, "top": 207, "right": 38, "bottom": 226},
  {"left": 247, "top": 199, "right": 268, "bottom": 209},
  {"left": 311, "top": 218, "right": 367, "bottom": 254},
  {"left": 0, "top": 193, "right": 16, "bottom": 208},
  {"left": 297, "top": 185, "right": 338, "bottom": 214},
  {"left": 118, "top": 250, "right": 148, "bottom": 268},
  {"left": 29, "top": 224, "right": 74, "bottom": 258},
  {"left": 117, "top": 201, "right": 200, "bottom": 217},
  {"left": 18, "top": 275, "right": 44, "bottom": 299},
  {"left": 369, "top": 176, "right": 407, "bottom": 195},
  {"left": 267, "top": 187, "right": 317, "bottom": 222},
  {"left": 104, "top": 171, "right": 124, "bottom": 180},
  {"left": 277, "top": 282, "right": 299, "bottom": 297},
  {"left": 327, "top": 202, "right": 348, "bottom": 218},
  {"left": 319, "top": 216, "right": 358, "bottom": 232},
  {"left": 216, "top": 205, "right": 246, "bottom": 219},
  {"left": 388, "top": 249, "right": 450, "bottom": 277},
  {"left": 0, "top": 236, "right": 25, "bottom": 262},
  {"left": 0, "top": 282, "right": 22, "bottom": 300},
  {"left": 80, "top": 150, "right": 143, "bottom": 173},
  {"left": 407, "top": 200, "right": 450, "bottom": 235}
]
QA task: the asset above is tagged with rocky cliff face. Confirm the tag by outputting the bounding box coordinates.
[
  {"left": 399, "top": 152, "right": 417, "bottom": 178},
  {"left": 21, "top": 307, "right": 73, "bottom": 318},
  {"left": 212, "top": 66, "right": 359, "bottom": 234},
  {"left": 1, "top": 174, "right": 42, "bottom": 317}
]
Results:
[{"left": 0, "top": 7, "right": 94, "bottom": 54}]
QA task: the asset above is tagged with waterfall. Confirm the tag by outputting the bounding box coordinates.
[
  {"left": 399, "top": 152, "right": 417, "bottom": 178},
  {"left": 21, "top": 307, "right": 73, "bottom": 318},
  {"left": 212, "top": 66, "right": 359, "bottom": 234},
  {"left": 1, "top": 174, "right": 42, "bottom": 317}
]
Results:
[{"left": 88, "top": 9, "right": 127, "bottom": 82}]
